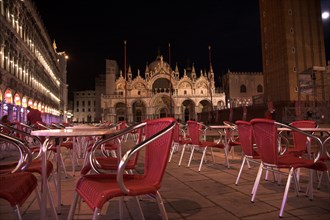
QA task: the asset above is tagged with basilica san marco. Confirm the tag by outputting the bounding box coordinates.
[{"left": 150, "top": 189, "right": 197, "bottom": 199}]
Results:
[{"left": 101, "top": 55, "right": 226, "bottom": 123}]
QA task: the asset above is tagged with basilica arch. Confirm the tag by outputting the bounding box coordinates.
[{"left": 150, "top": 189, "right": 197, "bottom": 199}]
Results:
[
  {"left": 132, "top": 99, "right": 146, "bottom": 122},
  {"left": 151, "top": 76, "right": 172, "bottom": 94},
  {"left": 150, "top": 93, "right": 174, "bottom": 118},
  {"left": 181, "top": 99, "right": 196, "bottom": 121},
  {"left": 199, "top": 99, "right": 213, "bottom": 112},
  {"left": 114, "top": 102, "right": 126, "bottom": 121}
]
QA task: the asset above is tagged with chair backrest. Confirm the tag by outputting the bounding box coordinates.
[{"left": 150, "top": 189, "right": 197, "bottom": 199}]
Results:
[
  {"left": 117, "top": 121, "right": 128, "bottom": 130},
  {"left": 250, "top": 118, "right": 278, "bottom": 165},
  {"left": 236, "top": 120, "right": 254, "bottom": 157},
  {"left": 172, "top": 122, "right": 180, "bottom": 142},
  {"left": 143, "top": 118, "right": 175, "bottom": 185},
  {"left": 186, "top": 120, "right": 203, "bottom": 145},
  {"left": 290, "top": 120, "right": 317, "bottom": 153},
  {"left": 117, "top": 117, "right": 175, "bottom": 193},
  {"left": 0, "top": 133, "right": 33, "bottom": 174}
]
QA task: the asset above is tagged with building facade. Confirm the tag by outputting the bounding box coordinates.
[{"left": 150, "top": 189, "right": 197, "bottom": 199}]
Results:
[
  {"left": 94, "top": 73, "right": 106, "bottom": 122},
  {"left": 0, "top": 0, "right": 68, "bottom": 124},
  {"left": 101, "top": 56, "right": 226, "bottom": 123},
  {"left": 73, "top": 90, "right": 96, "bottom": 123},
  {"left": 222, "top": 71, "right": 264, "bottom": 107},
  {"left": 259, "top": 0, "right": 328, "bottom": 104}
]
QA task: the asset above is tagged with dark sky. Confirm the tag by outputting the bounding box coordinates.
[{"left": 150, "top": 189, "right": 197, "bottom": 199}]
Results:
[{"left": 33, "top": 0, "right": 329, "bottom": 98}]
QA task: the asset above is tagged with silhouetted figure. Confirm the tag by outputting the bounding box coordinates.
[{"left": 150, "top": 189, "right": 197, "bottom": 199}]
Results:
[
  {"left": 1, "top": 115, "right": 15, "bottom": 126},
  {"left": 26, "top": 106, "right": 43, "bottom": 126}
]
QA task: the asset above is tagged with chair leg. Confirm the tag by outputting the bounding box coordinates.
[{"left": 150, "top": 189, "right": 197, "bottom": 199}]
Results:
[
  {"left": 155, "top": 191, "right": 168, "bottom": 220},
  {"left": 68, "top": 192, "right": 79, "bottom": 219},
  {"left": 133, "top": 196, "right": 145, "bottom": 220},
  {"left": 317, "top": 172, "right": 323, "bottom": 189},
  {"left": 198, "top": 147, "right": 207, "bottom": 172},
  {"left": 291, "top": 170, "right": 300, "bottom": 197},
  {"left": 223, "top": 147, "right": 230, "bottom": 168},
  {"left": 187, "top": 147, "right": 195, "bottom": 167},
  {"left": 168, "top": 143, "right": 176, "bottom": 162},
  {"left": 92, "top": 208, "right": 101, "bottom": 220},
  {"left": 230, "top": 146, "right": 235, "bottom": 159},
  {"left": 246, "top": 158, "right": 251, "bottom": 169},
  {"left": 60, "top": 153, "right": 68, "bottom": 178},
  {"left": 119, "top": 197, "right": 124, "bottom": 219},
  {"left": 13, "top": 205, "right": 23, "bottom": 220},
  {"left": 251, "top": 163, "right": 263, "bottom": 198},
  {"left": 178, "top": 144, "right": 187, "bottom": 166},
  {"left": 34, "top": 186, "right": 41, "bottom": 207},
  {"left": 46, "top": 181, "right": 59, "bottom": 219},
  {"left": 210, "top": 147, "right": 215, "bottom": 162},
  {"left": 326, "top": 171, "right": 330, "bottom": 197},
  {"left": 279, "top": 168, "right": 294, "bottom": 217},
  {"left": 235, "top": 156, "right": 246, "bottom": 185}
]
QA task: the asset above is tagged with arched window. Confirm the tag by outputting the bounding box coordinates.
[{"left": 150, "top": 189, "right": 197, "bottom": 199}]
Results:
[
  {"left": 240, "top": 85, "right": 247, "bottom": 93},
  {"left": 257, "top": 84, "right": 263, "bottom": 93}
]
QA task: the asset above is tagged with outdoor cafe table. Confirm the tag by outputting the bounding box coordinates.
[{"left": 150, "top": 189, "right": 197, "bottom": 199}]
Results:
[{"left": 31, "top": 127, "right": 118, "bottom": 219}]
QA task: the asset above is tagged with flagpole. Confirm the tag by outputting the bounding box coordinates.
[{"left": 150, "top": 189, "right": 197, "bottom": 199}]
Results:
[
  {"left": 124, "top": 40, "right": 128, "bottom": 122},
  {"left": 169, "top": 43, "right": 173, "bottom": 117},
  {"left": 208, "top": 45, "right": 213, "bottom": 123}
]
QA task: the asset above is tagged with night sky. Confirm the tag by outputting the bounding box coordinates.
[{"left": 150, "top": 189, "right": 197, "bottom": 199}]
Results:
[{"left": 33, "top": 0, "right": 329, "bottom": 99}]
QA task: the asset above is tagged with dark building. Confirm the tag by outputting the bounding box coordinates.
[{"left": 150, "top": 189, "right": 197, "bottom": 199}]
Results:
[{"left": 259, "top": 0, "right": 329, "bottom": 122}]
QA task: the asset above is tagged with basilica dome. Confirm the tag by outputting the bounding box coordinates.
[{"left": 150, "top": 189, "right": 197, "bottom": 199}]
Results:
[{"left": 149, "top": 55, "right": 172, "bottom": 72}]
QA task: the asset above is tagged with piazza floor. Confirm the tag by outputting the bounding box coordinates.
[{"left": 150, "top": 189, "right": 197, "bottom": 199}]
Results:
[{"left": 0, "top": 140, "right": 330, "bottom": 220}]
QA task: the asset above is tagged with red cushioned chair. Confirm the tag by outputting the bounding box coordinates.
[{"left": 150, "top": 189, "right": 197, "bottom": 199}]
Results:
[
  {"left": 168, "top": 122, "right": 191, "bottom": 163},
  {"left": 0, "top": 132, "right": 58, "bottom": 219},
  {"left": 223, "top": 121, "right": 241, "bottom": 159},
  {"left": 80, "top": 123, "right": 145, "bottom": 175},
  {"left": 287, "top": 120, "right": 317, "bottom": 157},
  {"left": 183, "top": 120, "right": 229, "bottom": 171},
  {"left": 35, "top": 121, "right": 78, "bottom": 177},
  {"left": 250, "top": 118, "right": 329, "bottom": 217},
  {"left": 0, "top": 133, "right": 40, "bottom": 220},
  {"left": 235, "top": 120, "right": 261, "bottom": 186},
  {"left": 68, "top": 117, "right": 176, "bottom": 220}
]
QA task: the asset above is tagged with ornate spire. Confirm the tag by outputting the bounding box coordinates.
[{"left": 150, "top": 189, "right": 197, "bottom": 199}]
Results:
[
  {"left": 175, "top": 62, "right": 179, "bottom": 79},
  {"left": 128, "top": 65, "right": 132, "bottom": 81},
  {"left": 191, "top": 63, "right": 196, "bottom": 81},
  {"left": 145, "top": 62, "right": 149, "bottom": 79}
]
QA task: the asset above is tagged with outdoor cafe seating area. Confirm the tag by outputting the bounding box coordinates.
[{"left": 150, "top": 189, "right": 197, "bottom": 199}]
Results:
[{"left": 0, "top": 118, "right": 329, "bottom": 219}]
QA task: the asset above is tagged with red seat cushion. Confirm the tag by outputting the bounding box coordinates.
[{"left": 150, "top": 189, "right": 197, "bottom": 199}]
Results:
[
  {"left": 76, "top": 174, "right": 158, "bottom": 210},
  {"left": 0, "top": 172, "right": 38, "bottom": 206}
]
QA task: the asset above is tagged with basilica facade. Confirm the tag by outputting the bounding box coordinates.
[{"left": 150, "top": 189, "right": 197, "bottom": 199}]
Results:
[{"left": 101, "top": 55, "right": 226, "bottom": 123}]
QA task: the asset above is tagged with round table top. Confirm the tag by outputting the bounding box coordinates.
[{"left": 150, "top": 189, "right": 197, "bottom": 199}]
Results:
[{"left": 31, "top": 128, "right": 116, "bottom": 137}]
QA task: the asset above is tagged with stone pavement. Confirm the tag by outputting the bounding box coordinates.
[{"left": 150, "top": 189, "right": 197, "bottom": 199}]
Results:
[{"left": 1, "top": 144, "right": 330, "bottom": 220}]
